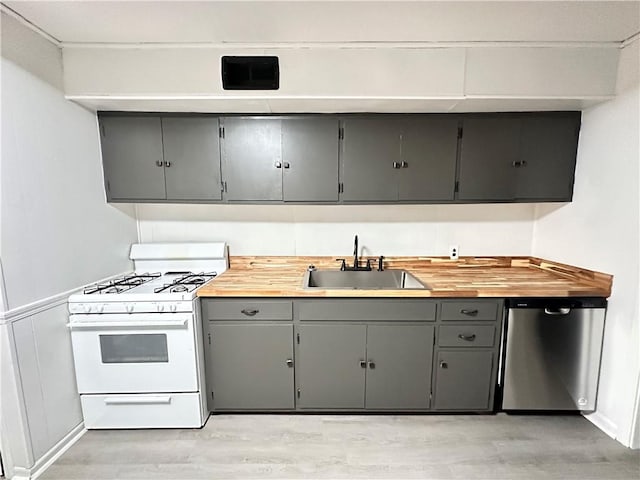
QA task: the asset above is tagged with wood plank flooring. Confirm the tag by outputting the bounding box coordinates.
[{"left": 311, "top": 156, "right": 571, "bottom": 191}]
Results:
[{"left": 40, "top": 414, "right": 639, "bottom": 480}]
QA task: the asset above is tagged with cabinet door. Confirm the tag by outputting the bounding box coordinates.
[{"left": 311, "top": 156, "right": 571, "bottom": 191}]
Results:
[
  {"left": 222, "top": 117, "right": 282, "bottom": 201},
  {"left": 296, "top": 324, "right": 366, "bottom": 409},
  {"left": 365, "top": 325, "right": 434, "bottom": 410},
  {"left": 516, "top": 113, "right": 579, "bottom": 201},
  {"left": 398, "top": 116, "right": 458, "bottom": 201},
  {"left": 341, "top": 117, "right": 400, "bottom": 202},
  {"left": 457, "top": 117, "right": 521, "bottom": 201},
  {"left": 282, "top": 117, "right": 339, "bottom": 202},
  {"left": 433, "top": 350, "right": 494, "bottom": 410},
  {"left": 162, "top": 117, "right": 222, "bottom": 201},
  {"left": 208, "top": 324, "right": 294, "bottom": 410},
  {"left": 100, "top": 116, "right": 166, "bottom": 200}
]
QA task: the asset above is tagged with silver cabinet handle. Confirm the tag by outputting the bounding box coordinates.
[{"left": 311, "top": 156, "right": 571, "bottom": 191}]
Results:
[
  {"left": 275, "top": 162, "right": 282, "bottom": 168},
  {"left": 458, "top": 334, "right": 476, "bottom": 342},
  {"left": 164, "top": 161, "right": 171, "bottom": 167},
  {"left": 240, "top": 308, "right": 259, "bottom": 316},
  {"left": 368, "top": 361, "right": 376, "bottom": 369},
  {"left": 401, "top": 161, "right": 408, "bottom": 168},
  {"left": 461, "top": 309, "right": 479, "bottom": 316},
  {"left": 439, "top": 361, "right": 448, "bottom": 369},
  {"left": 283, "top": 162, "right": 290, "bottom": 169},
  {"left": 155, "top": 160, "right": 163, "bottom": 167},
  {"left": 392, "top": 161, "right": 401, "bottom": 169},
  {"left": 359, "top": 360, "right": 366, "bottom": 368},
  {"left": 544, "top": 307, "right": 571, "bottom": 316},
  {"left": 286, "top": 359, "right": 294, "bottom": 368}
]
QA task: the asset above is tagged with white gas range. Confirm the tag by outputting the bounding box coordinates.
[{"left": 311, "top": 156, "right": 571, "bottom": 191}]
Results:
[{"left": 68, "top": 242, "right": 227, "bottom": 429}]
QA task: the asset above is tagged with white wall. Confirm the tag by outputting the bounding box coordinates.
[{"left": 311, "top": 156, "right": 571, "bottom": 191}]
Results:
[
  {"left": 1, "top": 57, "right": 138, "bottom": 309},
  {"left": 137, "top": 203, "right": 537, "bottom": 257},
  {"left": 532, "top": 40, "right": 640, "bottom": 448}
]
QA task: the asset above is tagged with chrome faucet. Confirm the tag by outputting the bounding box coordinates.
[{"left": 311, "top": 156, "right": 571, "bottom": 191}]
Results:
[{"left": 353, "top": 235, "right": 359, "bottom": 270}]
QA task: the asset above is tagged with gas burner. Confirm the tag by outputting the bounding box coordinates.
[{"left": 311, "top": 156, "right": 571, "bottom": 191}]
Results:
[
  {"left": 83, "top": 272, "right": 161, "bottom": 294},
  {"left": 170, "top": 285, "right": 189, "bottom": 293},
  {"left": 153, "top": 283, "right": 197, "bottom": 294},
  {"left": 174, "top": 272, "right": 217, "bottom": 285}
]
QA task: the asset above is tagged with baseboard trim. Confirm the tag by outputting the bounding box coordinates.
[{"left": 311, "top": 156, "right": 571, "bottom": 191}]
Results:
[
  {"left": 584, "top": 410, "right": 620, "bottom": 443},
  {"left": 30, "top": 423, "right": 85, "bottom": 480}
]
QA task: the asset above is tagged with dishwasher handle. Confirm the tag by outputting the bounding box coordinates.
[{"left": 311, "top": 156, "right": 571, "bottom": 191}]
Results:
[{"left": 544, "top": 307, "right": 571, "bottom": 316}]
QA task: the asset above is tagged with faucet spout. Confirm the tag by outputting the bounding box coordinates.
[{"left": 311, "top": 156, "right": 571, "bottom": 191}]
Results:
[{"left": 353, "top": 235, "right": 359, "bottom": 269}]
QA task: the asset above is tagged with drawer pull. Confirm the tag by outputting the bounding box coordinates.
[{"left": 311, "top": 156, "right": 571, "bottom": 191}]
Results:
[
  {"left": 368, "top": 361, "right": 376, "bottom": 369},
  {"left": 458, "top": 334, "right": 476, "bottom": 342},
  {"left": 286, "top": 358, "right": 294, "bottom": 368},
  {"left": 439, "top": 361, "right": 448, "bottom": 369},
  {"left": 460, "top": 309, "right": 479, "bottom": 316},
  {"left": 240, "top": 308, "right": 259, "bottom": 316},
  {"left": 359, "top": 360, "right": 367, "bottom": 368}
]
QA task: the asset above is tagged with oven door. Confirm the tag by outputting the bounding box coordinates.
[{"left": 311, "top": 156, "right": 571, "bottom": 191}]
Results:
[{"left": 69, "top": 313, "right": 198, "bottom": 393}]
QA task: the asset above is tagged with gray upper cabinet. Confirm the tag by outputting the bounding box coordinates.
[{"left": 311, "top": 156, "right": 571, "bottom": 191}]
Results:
[
  {"left": 100, "top": 116, "right": 166, "bottom": 200},
  {"left": 397, "top": 116, "right": 459, "bottom": 201},
  {"left": 458, "top": 113, "right": 580, "bottom": 202},
  {"left": 282, "top": 117, "right": 340, "bottom": 202},
  {"left": 222, "top": 117, "right": 340, "bottom": 202},
  {"left": 222, "top": 117, "right": 282, "bottom": 201},
  {"left": 161, "top": 117, "right": 222, "bottom": 201},
  {"left": 341, "top": 116, "right": 458, "bottom": 202},
  {"left": 457, "top": 117, "right": 522, "bottom": 201},
  {"left": 341, "top": 117, "right": 401, "bottom": 202},
  {"left": 100, "top": 115, "right": 222, "bottom": 202},
  {"left": 365, "top": 325, "right": 434, "bottom": 409},
  {"left": 517, "top": 113, "right": 579, "bottom": 200}
]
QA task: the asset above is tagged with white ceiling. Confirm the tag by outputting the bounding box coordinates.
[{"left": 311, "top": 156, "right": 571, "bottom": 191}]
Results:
[{"left": 4, "top": 1, "right": 639, "bottom": 45}]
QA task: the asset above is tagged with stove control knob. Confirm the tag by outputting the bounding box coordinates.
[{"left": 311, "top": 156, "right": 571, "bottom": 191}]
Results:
[
  {"left": 157, "top": 304, "right": 165, "bottom": 312},
  {"left": 169, "top": 304, "right": 177, "bottom": 313},
  {"left": 126, "top": 304, "right": 134, "bottom": 313},
  {"left": 83, "top": 304, "right": 92, "bottom": 313},
  {"left": 96, "top": 304, "right": 105, "bottom": 313}
]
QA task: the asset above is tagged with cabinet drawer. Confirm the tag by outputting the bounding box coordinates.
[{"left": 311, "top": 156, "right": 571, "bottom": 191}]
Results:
[
  {"left": 81, "top": 393, "right": 203, "bottom": 429},
  {"left": 203, "top": 300, "right": 292, "bottom": 321},
  {"left": 438, "top": 325, "right": 496, "bottom": 347},
  {"left": 440, "top": 301, "right": 500, "bottom": 321},
  {"left": 297, "top": 299, "right": 436, "bottom": 321}
]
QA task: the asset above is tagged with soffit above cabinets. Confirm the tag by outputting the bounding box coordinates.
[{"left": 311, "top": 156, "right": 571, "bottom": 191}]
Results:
[{"left": 4, "top": 1, "right": 640, "bottom": 45}]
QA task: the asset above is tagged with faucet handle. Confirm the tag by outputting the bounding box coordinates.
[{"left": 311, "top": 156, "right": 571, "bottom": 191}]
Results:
[
  {"left": 336, "top": 258, "right": 347, "bottom": 271},
  {"left": 365, "top": 258, "right": 373, "bottom": 271},
  {"left": 378, "top": 255, "right": 384, "bottom": 271}
]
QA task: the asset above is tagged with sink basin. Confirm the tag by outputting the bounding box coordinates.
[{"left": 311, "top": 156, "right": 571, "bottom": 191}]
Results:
[{"left": 303, "top": 269, "right": 429, "bottom": 290}]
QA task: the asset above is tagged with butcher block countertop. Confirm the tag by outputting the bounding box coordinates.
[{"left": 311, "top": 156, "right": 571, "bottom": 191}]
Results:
[{"left": 197, "top": 256, "right": 612, "bottom": 298}]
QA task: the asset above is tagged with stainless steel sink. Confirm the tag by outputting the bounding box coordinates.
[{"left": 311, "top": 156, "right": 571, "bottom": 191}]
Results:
[{"left": 303, "top": 269, "right": 429, "bottom": 290}]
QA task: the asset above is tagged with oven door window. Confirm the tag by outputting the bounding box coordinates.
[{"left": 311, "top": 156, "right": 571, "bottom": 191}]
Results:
[{"left": 99, "top": 334, "right": 169, "bottom": 363}]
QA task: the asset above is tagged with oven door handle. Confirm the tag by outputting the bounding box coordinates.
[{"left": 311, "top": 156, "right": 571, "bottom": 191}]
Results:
[
  {"left": 104, "top": 396, "right": 172, "bottom": 405},
  {"left": 67, "top": 319, "right": 188, "bottom": 329}
]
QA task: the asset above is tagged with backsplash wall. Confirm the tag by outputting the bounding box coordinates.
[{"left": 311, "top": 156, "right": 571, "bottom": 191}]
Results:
[{"left": 136, "top": 203, "right": 538, "bottom": 257}]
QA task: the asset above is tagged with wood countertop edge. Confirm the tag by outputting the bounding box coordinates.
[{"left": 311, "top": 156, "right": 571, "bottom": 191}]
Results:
[{"left": 197, "top": 256, "right": 612, "bottom": 298}]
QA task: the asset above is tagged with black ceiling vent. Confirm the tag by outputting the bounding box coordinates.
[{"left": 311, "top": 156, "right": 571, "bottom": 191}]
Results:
[{"left": 221, "top": 56, "right": 279, "bottom": 90}]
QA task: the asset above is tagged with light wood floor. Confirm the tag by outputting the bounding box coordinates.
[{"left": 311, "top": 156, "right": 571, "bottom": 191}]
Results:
[{"left": 41, "top": 414, "right": 640, "bottom": 479}]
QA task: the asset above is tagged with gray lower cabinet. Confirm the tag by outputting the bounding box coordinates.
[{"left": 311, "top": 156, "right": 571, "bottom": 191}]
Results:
[
  {"left": 296, "top": 323, "right": 434, "bottom": 410},
  {"left": 433, "top": 350, "right": 494, "bottom": 411},
  {"left": 365, "top": 324, "right": 434, "bottom": 409},
  {"left": 296, "top": 324, "right": 367, "bottom": 409},
  {"left": 100, "top": 115, "right": 222, "bottom": 202},
  {"left": 207, "top": 323, "right": 295, "bottom": 410},
  {"left": 458, "top": 112, "right": 580, "bottom": 202}
]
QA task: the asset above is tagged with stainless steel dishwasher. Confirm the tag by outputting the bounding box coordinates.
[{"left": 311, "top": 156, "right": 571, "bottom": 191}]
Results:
[{"left": 502, "top": 297, "right": 606, "bottom": 411}]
